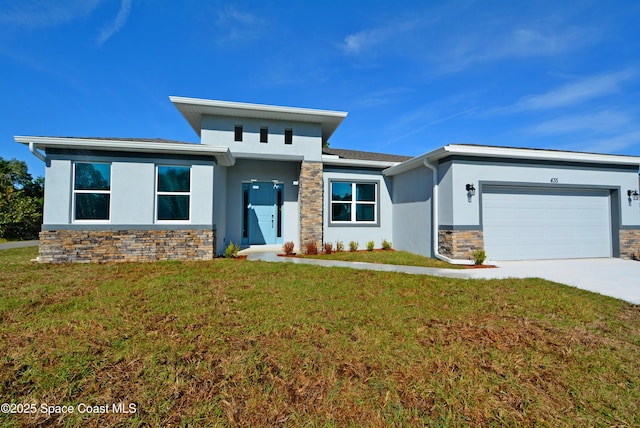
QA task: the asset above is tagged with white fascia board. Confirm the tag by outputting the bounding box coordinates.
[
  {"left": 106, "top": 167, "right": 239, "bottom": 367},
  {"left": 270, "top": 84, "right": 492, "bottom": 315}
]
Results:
[
  {"left": 322, "top": 156, "right": 400, "bottom": 169},
  {"left": 384, "top": 144, "right": 640, "bottom": 176},
  {"left": 439, "top": 144, "right": 640, "bottom": 166},
  {"left": 14, "top": 136, "right": 235, "bottom": 166},
  {"left": 170, "top": 96, "right": 348, "bottom": 142}
]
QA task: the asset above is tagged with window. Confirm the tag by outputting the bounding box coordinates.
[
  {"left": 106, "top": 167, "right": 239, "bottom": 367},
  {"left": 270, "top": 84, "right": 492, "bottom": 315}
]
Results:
[
  {"left": 330, "top": 181, "right": 377, "bottom": 224},
  {"left": 73, "top": 162, "right": 111, "bottom": 220},
  {"left": 260, "top": 127, "right": 268, "bottom": 143},
  {"left": 234, "top": 125, "right": 243, "bottom": 142},
  {"left": 284, "top": 128, "right": 293, "bottom": 145},
  {"left": 157, "top": 166, "right": 191, "bottom": 221}
]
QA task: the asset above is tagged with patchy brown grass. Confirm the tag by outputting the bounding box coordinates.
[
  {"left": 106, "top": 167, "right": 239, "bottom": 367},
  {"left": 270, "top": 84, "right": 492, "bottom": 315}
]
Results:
[{"left": 1, "top": 246, "right": 639, "bottom": 426}]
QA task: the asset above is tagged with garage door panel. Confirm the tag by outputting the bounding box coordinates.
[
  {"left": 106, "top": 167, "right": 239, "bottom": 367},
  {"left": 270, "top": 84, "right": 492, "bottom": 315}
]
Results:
[{"left": 482, "top": 187, "right": 611, "bottom": 260}]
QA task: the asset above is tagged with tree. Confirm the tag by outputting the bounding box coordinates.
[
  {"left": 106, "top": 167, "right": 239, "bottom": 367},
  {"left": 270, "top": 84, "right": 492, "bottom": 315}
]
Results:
[{"left": 0, "top": 157, "right": 44, "bottom": 240}]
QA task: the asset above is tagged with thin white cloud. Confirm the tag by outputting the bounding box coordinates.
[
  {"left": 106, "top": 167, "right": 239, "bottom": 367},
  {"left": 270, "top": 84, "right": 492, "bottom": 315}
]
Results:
[
  {"left": 441, "top": 25, "right": 595, "bottom": 72},
  {"left": 515, "top": 70, "right": 635, "bottom": 111},
  {"left": 0, "top": 0, "right": 102, "bottom": 27},
  {"left": 97, "top": 0, "right": 132, "bottom": 44},
  {"left": 578, "top": 131, "right": 640, "bottom": 154},
  {"left": 528, "top": 110, "right": 632, "bottom": 135},
  {"left": 215, "top": 5, "right": 262, "bottom": 43}
]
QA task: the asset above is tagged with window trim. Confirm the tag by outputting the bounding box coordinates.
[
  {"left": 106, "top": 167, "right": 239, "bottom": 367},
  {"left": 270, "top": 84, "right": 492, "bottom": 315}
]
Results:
[
  {"left": 155, "top": 165, "right": 192, "bottom": 223},
  {"left": 328, "top": 180, "right": 380, "bottom": 227},
  {"left": 72, "top": 161, "right": 112, "bottom": 223}
]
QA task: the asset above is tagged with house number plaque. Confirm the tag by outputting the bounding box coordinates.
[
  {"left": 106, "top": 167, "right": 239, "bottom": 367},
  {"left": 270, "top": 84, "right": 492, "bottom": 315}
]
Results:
[{"left": 550, "top": 178, "right": 559, "bottom": 183}]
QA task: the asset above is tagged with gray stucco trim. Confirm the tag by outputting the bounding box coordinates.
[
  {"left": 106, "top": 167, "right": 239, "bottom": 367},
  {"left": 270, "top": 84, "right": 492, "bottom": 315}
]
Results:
[
  {"left": 42, "top": 224, "right": 215, "bottom": 231},
  {"left": 439, "top": 225, "right": 483, "bottom": 231},
  {"left": 620, "top": 225, "right": 640, "bottom": 229},
  {"left": 327, "top": 179, "right": 381, "bottom": 228},
  {"left": 46, "top": 149, "right": 217, "bottom": 166},
  {"left": 441, "top": 155, "right": 639, "bottom": 172}
]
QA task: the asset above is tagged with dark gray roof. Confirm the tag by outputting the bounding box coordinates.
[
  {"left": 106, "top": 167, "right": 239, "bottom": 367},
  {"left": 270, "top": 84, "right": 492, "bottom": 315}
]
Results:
[{"left": 323, "top": 147, "right": 411, "bottom": 162}]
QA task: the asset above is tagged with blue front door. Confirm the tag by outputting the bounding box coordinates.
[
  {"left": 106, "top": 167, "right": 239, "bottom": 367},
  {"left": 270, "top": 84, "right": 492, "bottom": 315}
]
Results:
[{"left": 248, "top": 182, "right": 277, "bottom": 244}]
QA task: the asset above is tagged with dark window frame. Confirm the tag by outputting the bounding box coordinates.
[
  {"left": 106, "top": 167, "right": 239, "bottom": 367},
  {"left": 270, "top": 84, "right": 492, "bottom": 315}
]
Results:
[
  {"left": 234, "top": 125, "right": 243, "bottom": 142},
  {"left": 260, "top": 127, "right": 268, "bottom": 143},
  {"left": 284, "top": 128, "right": 293, "bottom": 145}
]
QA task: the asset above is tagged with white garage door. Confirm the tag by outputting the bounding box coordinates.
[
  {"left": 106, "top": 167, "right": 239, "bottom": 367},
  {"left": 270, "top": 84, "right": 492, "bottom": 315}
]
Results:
[{"left": 482, "top": 186, "right": 612, "bottom": 260}]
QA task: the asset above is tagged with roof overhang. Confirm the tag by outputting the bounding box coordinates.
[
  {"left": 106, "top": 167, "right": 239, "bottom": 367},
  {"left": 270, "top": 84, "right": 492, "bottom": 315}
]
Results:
[
  {"left": 170, "top": 96, "right": 347, "bottom": 143},
  {"left": 14, "top": 136, "right": 235, "bottom": 166},
  {"left": 384, "top": 144, "right": 640, "bottom": 176},
  {"left": 322, "top": 155, "right": 401, "bottom": 169}
]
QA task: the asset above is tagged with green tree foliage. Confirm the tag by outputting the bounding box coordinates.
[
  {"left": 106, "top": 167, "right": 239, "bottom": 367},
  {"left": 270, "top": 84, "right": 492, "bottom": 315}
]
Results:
[{"left": 0, "top": 157, "right": 44, "bottom": 240}]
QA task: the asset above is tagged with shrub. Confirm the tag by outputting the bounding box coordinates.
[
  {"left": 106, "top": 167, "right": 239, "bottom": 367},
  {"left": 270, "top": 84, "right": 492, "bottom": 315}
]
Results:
[
  {"left": 335, "top": 240, "right": 344, "bottom": 252},
  {"left": 381, "top": 239, "right": 392, "bottom": 251},
  {"left": 305, "top": 241, "right": 318, "bottom": 255},
  {"left": 282, "top": 241, "right": 295, "bottom": 255},
  {"left": 366, "top": 240, "right": 375, "bottom": 252},
  {"left": 472, "top": 249, "right": 487, "bottom": 265},
  {"left": 324, "top": 242, "right": 333, "bottom": 255},
  {"left": 224, "top": 241, "right": 241, "bottom": 258},
  {"left": 349, "top": 241, "right": 359, "bottom": 252}
]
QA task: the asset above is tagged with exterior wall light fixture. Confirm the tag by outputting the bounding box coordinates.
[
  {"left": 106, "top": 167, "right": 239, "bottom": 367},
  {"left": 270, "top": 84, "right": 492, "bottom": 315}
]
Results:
[
  {"left": 627, "top": 189, "right": 639, "bottom": 206},
  {"left": 466, "top": 183, "right": 476, "bottom": 202}
]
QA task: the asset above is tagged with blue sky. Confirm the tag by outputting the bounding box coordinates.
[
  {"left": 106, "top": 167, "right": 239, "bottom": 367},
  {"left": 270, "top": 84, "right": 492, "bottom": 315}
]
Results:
[{"left": 3, "top": 0, "right": 640, "bottom": 178}]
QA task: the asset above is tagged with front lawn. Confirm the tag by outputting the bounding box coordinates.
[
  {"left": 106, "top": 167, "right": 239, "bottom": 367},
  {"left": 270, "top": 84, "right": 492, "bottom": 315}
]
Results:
[
  {"left": 302, "top": 250, "right": 467, "bottom": 269},
  {"left": 1, "top": 247, "right": 639, "bottom": 426}
]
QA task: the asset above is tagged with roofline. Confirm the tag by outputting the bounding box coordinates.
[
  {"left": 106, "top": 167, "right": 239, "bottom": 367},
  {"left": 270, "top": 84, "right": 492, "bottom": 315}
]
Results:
[
  {"left": 170, "top": 96, "right": 347, "bottom": 143},
  {"left": 14, "top": 136, "right": 235, "bottom": 166},
  {"left": 383, "top": 144, "right": 640, "bottom": 176},
  {"left": 322, "top": 155, "right": 401, "bottom": 169}
]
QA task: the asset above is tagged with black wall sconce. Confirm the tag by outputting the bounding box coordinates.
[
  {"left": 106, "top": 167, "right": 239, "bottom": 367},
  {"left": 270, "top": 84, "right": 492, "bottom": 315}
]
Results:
[
  {"left": 466, "top": 183, "right": 476, "bottom": 202},
  {"left": 628, "top": 189, "right": 639, "bottom": 206}
]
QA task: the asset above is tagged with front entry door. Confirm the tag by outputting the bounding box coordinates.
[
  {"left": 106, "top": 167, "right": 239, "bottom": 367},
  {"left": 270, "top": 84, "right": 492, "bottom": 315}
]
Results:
[{"left": 247, "top": 182, "right": 283, "bottom": 245}]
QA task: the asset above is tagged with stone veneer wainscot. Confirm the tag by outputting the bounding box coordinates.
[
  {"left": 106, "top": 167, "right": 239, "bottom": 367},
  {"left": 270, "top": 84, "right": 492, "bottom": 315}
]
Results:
[
  {"left": 619, "top": 228, "right": 640, "bottom": 260},
  {"left": 439, "top": 229, "right": 484, "bottom": 260},
  {"left": 39, "top": 229, "right": 215, "bottom": 263}
]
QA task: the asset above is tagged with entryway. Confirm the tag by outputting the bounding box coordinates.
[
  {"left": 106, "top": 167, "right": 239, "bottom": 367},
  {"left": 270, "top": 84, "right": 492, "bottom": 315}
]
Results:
[{"left": 242, "top": 182, "right": 284, "bottom": 245}]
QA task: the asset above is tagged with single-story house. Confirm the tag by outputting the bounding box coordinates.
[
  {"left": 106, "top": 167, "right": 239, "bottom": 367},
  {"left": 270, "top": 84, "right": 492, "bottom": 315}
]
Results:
[{"left": 15, "top": 96, "right": 640, "bottom": 263}]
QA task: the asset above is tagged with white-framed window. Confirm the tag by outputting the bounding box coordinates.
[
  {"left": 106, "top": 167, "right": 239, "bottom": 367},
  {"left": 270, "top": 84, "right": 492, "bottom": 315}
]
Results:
[
  {"left": 73, "top": 162, "right": 111, "bottom": 221},
  {"left": 330, "top": 181, "right": 377, "bottom": 224},
  {"left": 156, "top": 165, "right": 191, "bottom": 222}
]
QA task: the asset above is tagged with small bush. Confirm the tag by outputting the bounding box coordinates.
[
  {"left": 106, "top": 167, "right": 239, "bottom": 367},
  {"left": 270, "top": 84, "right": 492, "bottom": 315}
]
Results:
[
  {"left": 305, "top": 241, "right": 318, "bottom": 255},
  {"left": 282, "top": 241, "right": 295, "bottom": 255},
  {"left": 349, "top": 241, "right": 359, "bottom": 252},
  {"left": 366, "top": 240, "right": 375, "bottom": 252},
  {"left": 335, "top": 240, "right": 344, "bottom": 252},
  {"left": 472, "top": 249, "right": 487, "bottom": 265},
  {"left": 323, "top": 242, "right": 333, "bottom": 255},
  {"left": 381, "top": 239, "right": 392, "bottom": 251},
  {"left": 224, "top": 241, "right": 241, "bottom": 258}
]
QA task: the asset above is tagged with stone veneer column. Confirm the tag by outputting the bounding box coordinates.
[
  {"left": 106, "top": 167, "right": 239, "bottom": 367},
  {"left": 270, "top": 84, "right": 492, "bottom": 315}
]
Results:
[
  {"left": 299, "top": 161, "right": 323, "bottom": 250},
  {"left": 438, "top": 229, "right": 484, "bottom": 260},
  {"left": 619, "top": 228, "right": 640, "bottom": 260}
]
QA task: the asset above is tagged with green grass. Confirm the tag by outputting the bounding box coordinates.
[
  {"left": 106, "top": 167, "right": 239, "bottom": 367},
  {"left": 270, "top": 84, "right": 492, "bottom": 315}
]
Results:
[
  {"left": 304, "top": 250, "right": 467, "bottom": 269},
  {"left": 1, "top": 247, "right": 639, "bottom": 426}
]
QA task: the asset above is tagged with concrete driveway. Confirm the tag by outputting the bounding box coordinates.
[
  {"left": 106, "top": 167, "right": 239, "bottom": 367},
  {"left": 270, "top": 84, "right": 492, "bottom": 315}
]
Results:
[{"left": 464, "top": 258, "right": 640, "bottom": 304}]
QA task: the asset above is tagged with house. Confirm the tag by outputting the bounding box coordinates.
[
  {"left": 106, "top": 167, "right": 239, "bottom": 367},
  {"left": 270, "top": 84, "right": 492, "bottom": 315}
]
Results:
[{"left": 15, "top": 96, "right": 640, "bottom": 263}]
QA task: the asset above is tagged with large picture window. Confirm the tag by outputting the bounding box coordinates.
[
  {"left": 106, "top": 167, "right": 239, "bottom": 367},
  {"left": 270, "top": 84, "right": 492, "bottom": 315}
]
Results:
[
  {"left": 330, "top": 181, "right": 377, "bottom": 224},
  {"left": 157, "top": 165, "right": 191, "bottom": 221},
  {"left": 73, "top": 162, "right": 111, "bottom": 220}
]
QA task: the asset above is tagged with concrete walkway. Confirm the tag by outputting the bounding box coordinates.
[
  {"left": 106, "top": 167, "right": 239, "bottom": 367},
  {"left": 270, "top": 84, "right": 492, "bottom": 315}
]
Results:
[
  {"left": 247, "top": 252, "right": 640, "bottom": 304},
  {"left": 0, "top": 240, "right": 39, "bottom": 250}
]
